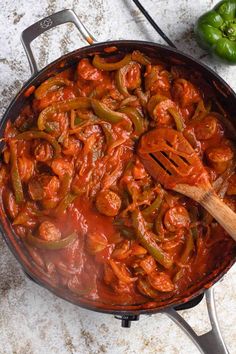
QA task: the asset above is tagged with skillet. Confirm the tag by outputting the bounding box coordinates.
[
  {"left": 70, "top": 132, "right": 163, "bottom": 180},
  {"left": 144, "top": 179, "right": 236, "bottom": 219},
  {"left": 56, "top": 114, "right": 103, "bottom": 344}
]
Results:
[{"left": 1, "top": 9, "right": 235, "bottom": 354}]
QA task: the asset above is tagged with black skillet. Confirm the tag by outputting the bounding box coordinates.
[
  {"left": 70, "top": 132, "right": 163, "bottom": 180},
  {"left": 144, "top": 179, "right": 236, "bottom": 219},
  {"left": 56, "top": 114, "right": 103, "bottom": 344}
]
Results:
[{"left": 0, "top": 8, "right": 235, "bottom": 354}]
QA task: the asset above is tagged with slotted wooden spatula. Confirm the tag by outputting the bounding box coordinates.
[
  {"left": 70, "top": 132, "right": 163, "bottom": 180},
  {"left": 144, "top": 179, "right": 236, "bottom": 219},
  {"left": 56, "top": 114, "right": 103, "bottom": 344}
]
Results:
[{"left": 138, "top": 128, "right": 236, "bottom": 242}]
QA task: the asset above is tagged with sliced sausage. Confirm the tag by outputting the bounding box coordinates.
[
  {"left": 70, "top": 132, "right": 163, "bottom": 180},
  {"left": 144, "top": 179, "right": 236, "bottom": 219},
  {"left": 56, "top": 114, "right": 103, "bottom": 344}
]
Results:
[
  {"left": 206, "top": 145, "right": 233, "bottom": 174},
  {"left": 124, "top": 62, "right": 141, "bottom": 90},
  {"left": 148, "top": 271, "right": 175, "bottom": 292},
  {"left": 77, "top": 58, "right": 104, "bottom": 81},
  {"left": 164, "top": 205, "right": 190, "bottom": 231},
  {"left": 34, "top": 141, "right": 53, "bottom": 162},
  {"left": 3, "top": 188, "right": 19, "bottom": 220},
  {"left": 194, "top": 115, "right": 218, "bottom": 140},
  {"left": 38, "top": 221, "right": 61, "bottom": 241},
  {"left": 96, "top": 190, "right": 121, "bottom": 216},
  {"left": 172, "top": 79, "right": 201, "bottom": 108},
  {"left": 51, "top": 158, "right": 73, "bottom": 179},
  {"left": 28, "top": 175, "right": 60, "bottom": 201},
  {"left": 145, "top": 65, "right": 171, "bottom": 96}
]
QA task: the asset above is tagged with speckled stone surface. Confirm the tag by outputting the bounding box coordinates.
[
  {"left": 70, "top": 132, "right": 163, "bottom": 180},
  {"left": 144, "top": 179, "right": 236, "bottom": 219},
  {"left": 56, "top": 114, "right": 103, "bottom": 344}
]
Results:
[{"left": 0, "top": 1, "right": 235, "bottom": 353}]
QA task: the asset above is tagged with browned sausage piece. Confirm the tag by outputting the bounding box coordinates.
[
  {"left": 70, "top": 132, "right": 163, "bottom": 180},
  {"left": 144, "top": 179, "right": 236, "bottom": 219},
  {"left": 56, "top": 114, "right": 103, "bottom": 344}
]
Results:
[
  {"left": 145, "top": 65, "right": 170, "bottom": 96},
  {"left": 34, "top": 141, "right": 53, "bottom": 162},
  {"left": 3, "top": 188, "right": 19, "bottom": 219},
  {"left": 206, "top": 145, "right": 233, "bottom": 174},
  {"left": 125, "top": 62, "right": 141, "bottom": 90},
  {"left": 194, "top": 115, "right": 218, "bottom": 140},
  {"left": 172, "top": 79, "right": 201, "bottom": 108},
  {"left": 28, "top": 175, "right": 60, "bottom": 201},
  {"left": 164, "top": 205, "right": 190, "bottom": 232},
  {"left": 148, "top": 271, "right": 175, "bottom": 292},
  {"left": 38, "top": 221, "right": 61, "bottom": 241},
  {"left": 96, "top": 190, "right": 121, "bottom": 216},
  {"left": 51, "top": 158, "right": 73, "bottom": 178}
]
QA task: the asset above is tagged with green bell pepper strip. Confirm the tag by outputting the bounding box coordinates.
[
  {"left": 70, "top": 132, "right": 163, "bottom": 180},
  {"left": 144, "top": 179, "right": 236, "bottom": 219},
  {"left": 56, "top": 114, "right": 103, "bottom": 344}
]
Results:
[
  {"left": 137, "top": 278, "right": 160, "bottom": 298},
  {"left": 92, "top": 54, "right": 132, "bottom": 71},
  {"left": 120, "top": 227, "right": 136, "bottom": 240},
  {"left": 132, "top": 210, "right": 173, "bottom": 269},
  {"left": 147, "top": 94, "right": 169, "bottom": 117},
  {"left": 195, "top": 0, "right": 236, "bottom": 64},
  {"left": 25, "top": 231, "right": 77, "bottom": 250},
  {"left": 113, "top": 218, "right": 136, "bottom": 240},
  {"left": 115, "top": 65, "right": 130, "bottom": 97},
  {"left": 131, "top": 50, "right": 151, "bottom": 65},
  {"left": 173, "top": 268, "right": 185, "bottom": 283},
  {"left": 9, "top": 140, "right": 24, "bottom": 204},
  {"left": 180, "top": 232, "right": 195, "bottom": 264},
  {"left": 59, "top": 173, "right": 72, "bottom": 199},
  {"left": 74, "top": 116, "right": 83, "bottom": 125},
  {"left": 119, "top": 96, "right": 138, "bottom": 108},
  {"left": 54, "top": 193, "right": 77, "bottom": 216},
  {"left": 91, "top": 99, "right": 127, "bottom": 124},
  {"left": 189, "top": 206, "right": 199, "bottom": 242},
  {"left": 119, "top": 107, "right": 147, "bottom": 135},
  {"left": 179, "top": 205, "right": 197, "bottom": 264},
  {"left": 191, "top": 99, "right": 211, "bottom": 121},
  {"left": 38, "top": 97, "right": 91, "bottom": 130},
  {"left": 142, "top": 190, "right": 164, "bottom": 217},
  {"left": 154, "top": 202, "right": 168, "bottom": 238},
  {"left": 16, "top": 131, "right": 61, "bottom": 158},
  {"left": 115, "top": 61, "right": 141, "bottom": 97},
  {"left": 35, "top": 77, "right": 71, "bottom": 99},
  {"left": 168, "top": 107, "right": 185, "bottom": 132},
  {"left": 135, "top": 88, "right": 149, "bottom": 108},
  {"left": 45, "top": 121, "right": 60, "bottom": 133},
  {"left": 147, "top": 94, "right": 185, "bottom": 131},
  {"left": 100, "top": 122, "right": 116, "bottom": 149}
]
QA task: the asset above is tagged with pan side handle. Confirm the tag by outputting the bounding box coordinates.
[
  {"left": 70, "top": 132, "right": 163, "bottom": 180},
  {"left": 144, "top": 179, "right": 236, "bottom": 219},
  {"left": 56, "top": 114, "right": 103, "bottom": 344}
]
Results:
[
  {"left": 162, "top": 287, "right": 229, "bottom": 354},
  {"left": 21, "top": 9, "right": 97, "bottom": 75}
]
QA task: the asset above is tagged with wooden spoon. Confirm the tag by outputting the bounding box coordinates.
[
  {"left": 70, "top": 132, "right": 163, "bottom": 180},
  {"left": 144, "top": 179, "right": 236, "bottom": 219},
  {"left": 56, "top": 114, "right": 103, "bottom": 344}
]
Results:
[{"left": 138, "top": 128, "right": 236, "bottom": 242}]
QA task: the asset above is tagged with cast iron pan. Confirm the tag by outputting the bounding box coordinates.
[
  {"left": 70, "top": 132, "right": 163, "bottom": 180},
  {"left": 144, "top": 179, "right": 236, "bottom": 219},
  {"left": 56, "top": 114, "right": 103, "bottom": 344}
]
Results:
[{"left": 1, "top": 9, "right": 236, "bottom": 354}]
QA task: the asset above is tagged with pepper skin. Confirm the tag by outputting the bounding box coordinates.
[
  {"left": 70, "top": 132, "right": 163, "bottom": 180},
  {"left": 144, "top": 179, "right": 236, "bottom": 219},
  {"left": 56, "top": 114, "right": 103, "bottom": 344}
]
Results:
[{"left": 195, "top": 0, "right": 236, "bottom": 64}]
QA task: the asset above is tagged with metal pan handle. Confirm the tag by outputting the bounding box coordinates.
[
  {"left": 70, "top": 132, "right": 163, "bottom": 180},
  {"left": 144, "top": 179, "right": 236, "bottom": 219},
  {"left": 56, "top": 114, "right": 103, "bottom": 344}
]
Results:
[
  {"left": 163, "top": 287, "right": 229, "bottom": 354},
  {"left": 21, "top": 9, "right": 97, "bottom": 76}
]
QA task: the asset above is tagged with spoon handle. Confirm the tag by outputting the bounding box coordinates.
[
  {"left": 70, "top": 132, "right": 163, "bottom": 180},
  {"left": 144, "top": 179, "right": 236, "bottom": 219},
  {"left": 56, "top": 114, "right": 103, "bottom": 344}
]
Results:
[{"left": 201, "top": 191, "right": 236, "bottom": 242}]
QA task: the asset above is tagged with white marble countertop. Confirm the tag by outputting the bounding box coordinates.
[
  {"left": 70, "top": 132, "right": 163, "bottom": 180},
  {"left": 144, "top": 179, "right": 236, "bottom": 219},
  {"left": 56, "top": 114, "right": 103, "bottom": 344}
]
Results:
[{"left": 0, "top": 1, "right": 235, "bottom": 353}]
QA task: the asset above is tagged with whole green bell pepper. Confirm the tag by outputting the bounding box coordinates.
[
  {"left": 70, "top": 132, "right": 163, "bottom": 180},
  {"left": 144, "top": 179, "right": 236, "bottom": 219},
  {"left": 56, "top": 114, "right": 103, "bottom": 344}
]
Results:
[{"left": 195, "top": 0, "right": 236, "bottom": 64}]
